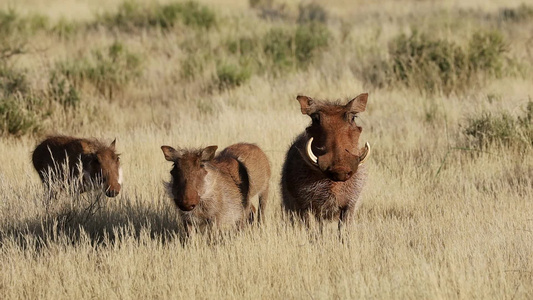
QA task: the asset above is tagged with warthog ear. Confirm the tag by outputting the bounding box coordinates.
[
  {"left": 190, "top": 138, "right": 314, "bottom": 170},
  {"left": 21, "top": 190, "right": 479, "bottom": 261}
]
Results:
[
  {"left": 346, "top": 93, "right": 368, "bottom": 113},
  {"left": 296, "top": 95, "right": 317, "bottom": 115},
  {"left": 161, "top": 146, "right": 182, "bottom": 161},
  {"left": 201, "top": 146, "right": 218, "bottom": 162},
  {"left": 110, "top": 139, "right": 116, "bottom": 151}
]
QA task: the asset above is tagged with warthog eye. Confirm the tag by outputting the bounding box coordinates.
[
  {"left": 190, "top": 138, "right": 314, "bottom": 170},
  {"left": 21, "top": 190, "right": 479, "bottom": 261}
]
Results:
[
  {"left": 311, "top": 113, "right": 320, "bottom": 124},
  {"left": 350, "top": 114, "right": 358, "bottom": 124},
  {"left": 199, "top": 163, "right": 206, "bottom": 168}
]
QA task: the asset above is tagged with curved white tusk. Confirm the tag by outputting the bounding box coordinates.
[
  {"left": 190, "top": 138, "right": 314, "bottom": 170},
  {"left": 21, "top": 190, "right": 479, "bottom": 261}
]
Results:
[
  {"left": 359, "top": 142, "right": 371, "bottom": 165},
  {"left": 306, "top": 137, "right": 318, "bottom": 165}
]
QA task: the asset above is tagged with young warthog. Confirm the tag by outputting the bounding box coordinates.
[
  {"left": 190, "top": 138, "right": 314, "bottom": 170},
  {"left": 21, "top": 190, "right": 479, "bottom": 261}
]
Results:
[
  {"left": 32, "top": 136, "right": 122, "bottom": 197},
  {"left": 281, "top": 93, "right": 370, "bottom": 229},
  {"left": 161, "top": 143, "right": 271, "bottom": 233}
]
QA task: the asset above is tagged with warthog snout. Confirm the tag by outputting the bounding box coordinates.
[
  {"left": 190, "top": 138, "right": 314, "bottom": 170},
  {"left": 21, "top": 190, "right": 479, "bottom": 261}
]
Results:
[
  {"left": 105, "top": 189, "right": 119, "bottom": 197},
  {"left": 307, "top": 137, "right": 367, "bottom": 182},
  {"left": 325, "top": 166, "right": 354, "bottom": 182},
  {"left": 177, "top": 202, "right": 196, "bottom": 211},
  {"left": 105, "top": 185, "right": 121, "bottom": 197}
]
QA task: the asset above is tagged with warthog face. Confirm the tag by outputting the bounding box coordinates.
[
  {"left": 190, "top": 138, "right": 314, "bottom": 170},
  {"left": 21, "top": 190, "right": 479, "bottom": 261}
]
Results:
[
  {"left": 161, "top": 145, "right": 218, "bottom": 211},
  {"left": 83, "top": 139, "right": 122, "bottom": 197},
  {"left": 297, "top": 93, "right": 370, "bottom": 182}
]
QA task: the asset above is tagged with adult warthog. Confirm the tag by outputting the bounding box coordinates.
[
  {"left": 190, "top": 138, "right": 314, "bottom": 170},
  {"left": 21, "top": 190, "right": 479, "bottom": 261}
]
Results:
[
  {"left": 281, "top": 93, "right": 370, "bottom": 229},
  {"left": 32, "top": 135, "right": 122, "bottom": 197},
  {"left": 161, "top": 143, "right": 270, "bottom": 234}
]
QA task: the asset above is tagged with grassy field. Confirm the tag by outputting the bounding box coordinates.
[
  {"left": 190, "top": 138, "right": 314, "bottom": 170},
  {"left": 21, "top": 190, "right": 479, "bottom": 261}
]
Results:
[{"left": 1, "top": 0, "right": 532, "bottom": 298}]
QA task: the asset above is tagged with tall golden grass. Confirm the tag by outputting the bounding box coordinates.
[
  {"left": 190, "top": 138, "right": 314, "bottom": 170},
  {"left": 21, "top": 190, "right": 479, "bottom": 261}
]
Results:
[{"left": 1, "top": 0, "right": 532, "bottom": 298}]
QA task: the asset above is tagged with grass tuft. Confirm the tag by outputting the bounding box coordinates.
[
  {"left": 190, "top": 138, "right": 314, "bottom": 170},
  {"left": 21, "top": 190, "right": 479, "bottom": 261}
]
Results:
[
  {"left": 463, "top": 100, "right": 533, "bottom": 149},
  {"left": 216, "top": 62, "right": 252, "bottom": 90},
  {"left": 97, "top": 1, "right": 216, "bottom": 31},
  {"left": 499, "top": 4, "right": 533, "bottom": 22},
  {"left": 362, "top": 30, "right": 510, "bottom": 95},
  {"left": 0, "top": 64, "right": 45, "bottom": 137},
  {"left": 297, "top": 2, "right": 328, "bottom": 24},
  {"left": 55, "top": 41, "right": 142, "bottom": 99}
]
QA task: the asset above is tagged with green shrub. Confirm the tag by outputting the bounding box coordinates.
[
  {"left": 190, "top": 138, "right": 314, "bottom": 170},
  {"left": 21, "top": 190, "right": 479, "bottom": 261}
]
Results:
[
  {"left": 356, "top": 55, "right": 393, "bottom": 89},
  {"left": 499, "top": 4, "right": 533, "bottom": 22},
  {"left": 0, "top": 65, "right": 29, "bottom": 95},
  {"left": 463, "top": 101, "right": 533, "bottom": 148},
  {"left": 227, "top": 37, "right": 260, "bottom": 56},
  {"left": 263, "top": 28, "right": 294, "bottom": 70},
  {"left": 0, "top": 10, "right": 27, "bottom": 60},
  {"left": 51, "top": 18, "right": 80, "bottom": 39},
  {"left": 263, "top": 23, "right": 330, "bottom": 71},
  {"left": 294, "top": 23, "right": 330, "bottom": 65},
  {"left": 98, "top": 1, "right": 143, "bottom": 30},
  {"left": 297, "top": 2, "right": 327, "bottom": 24},
  {"left": 98, "top": 1, "right": 215, "bottom": 31},
  {"left": 0, "top": 9, "right": 49, "bottom": 35},
  {"left": 180, "top": 55, "right": 204, "bottom": 80},
  {"left": 249, "top": 0, "right": 272, "bottom": 8},
  {"left": 216, "top": 63, "right": 252, "bottom": 90},
  {"left": 464, "top": 112, "right": 515, "bottom": 147},
  {"left": 0, "top": 66, "right": 44, "bottom": 136},
  {"left": 56, "top": 42, "right": 142, "bottom": 98},
  {"left": 381, "top": 30, "right": 508, "bottom": 94},
  {"left": 0, "top": 8, "right": 78, "bottom": 39},
  {"left": 517, "top": 100, "right": 533, "bottom": 145},
  {"left": 0, "top": 9, "right": 18, "bottom": 35},
  {"left": 0, "top": 95, "right": 42, "bottom": 136},
  {"left": 48, "top": 73, "right": 81, "bottom": 109},
  {"left": 389, "top": 31, "right": 467, "bottom": 94},
  {"left": 179, "top": 34, "right": 214, "bottom": 81},
  {"left": 178, "top": 2, "right": 215, "bottom": 29},
  {"left": 249, "top": 0, "right": 288, "bottom": 21},
  {"left": 468, "top": 31, "right": 506, "bottom": 77},
  {"left": 204, "top": 23, "right": 331, "bottom": 90}
]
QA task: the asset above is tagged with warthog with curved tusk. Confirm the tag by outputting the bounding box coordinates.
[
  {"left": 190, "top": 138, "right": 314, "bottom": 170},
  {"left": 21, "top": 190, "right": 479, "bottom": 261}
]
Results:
[
  {"left": 281, "top": 93, "right": 370, "bottom": 229},
  {"left": 161, "top": 143, "right": 271, "bottom": 235},
  {"left": 32, "top": 136, "right": 122, "bottom": 198}
]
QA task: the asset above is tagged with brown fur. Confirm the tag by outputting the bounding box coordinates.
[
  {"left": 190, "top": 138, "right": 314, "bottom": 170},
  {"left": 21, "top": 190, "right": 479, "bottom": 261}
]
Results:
[
  {"left": 161, "top": 143, "right": 271, "bottom": 234},
  {"left": 32, "top": 135, "right": 122, "bottom": 197},
  {"left": 281, "top": 93, "right": 369, "bottom": 228}
]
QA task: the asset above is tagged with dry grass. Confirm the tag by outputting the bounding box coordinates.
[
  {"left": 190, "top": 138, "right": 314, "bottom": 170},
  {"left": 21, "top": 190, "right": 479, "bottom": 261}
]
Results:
[{"left": 1, "top": 0, "right": 532, "bottom": 299}]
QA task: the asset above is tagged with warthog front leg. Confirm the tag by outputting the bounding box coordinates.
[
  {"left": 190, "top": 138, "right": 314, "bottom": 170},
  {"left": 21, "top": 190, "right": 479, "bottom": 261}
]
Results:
[
  {"left": 247, "top": 204, "right": 257, "bottom": 224},
  {"left": 257, "top": 189, "right": 269, "bottom": 223}
]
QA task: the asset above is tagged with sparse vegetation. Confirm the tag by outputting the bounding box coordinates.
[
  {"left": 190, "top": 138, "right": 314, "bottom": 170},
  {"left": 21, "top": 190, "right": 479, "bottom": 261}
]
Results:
[
  {"left": 0, "top": 65, "right": 45, "bottom": 136},
  {"left": 297, "top": 2, "right": 327, "bottom": 24},
  {"left": 468, "top": 31, "right": 507, "bottom": 77},
  {"left": 464, "top": 100, "right": 533, "bottom": 148},
  {"left": 388, "top": 31, "right": 468, "bottom": 94},
  {"left": 0, "top": 9, "right": 49, "bottom": 36},
  {"left": 383, "top": 30, "right": 508, "bottom": 95},
  {"left": 499, "top": 3, "right": 533, "bottom": 22},
  {"left": 55, "top": 41, "right": 142, "bottom": 98},
  {"left": 216, "top": 62, "right": 252, "bottom": 90},
  {"left": 97, "top": 1, "right": 216, "bottom": 31},
  {"left": 225, "top": 22, "right": 330, "bottom": 76},
  {"left": 0, "top": 94, "right": 43, "bottom": 136},
  {"left": 48, "top": 73, "right": 81, "bottom": 109},
  {"left": 249, "top": 0, "right": 289, "bottom": 21}
]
